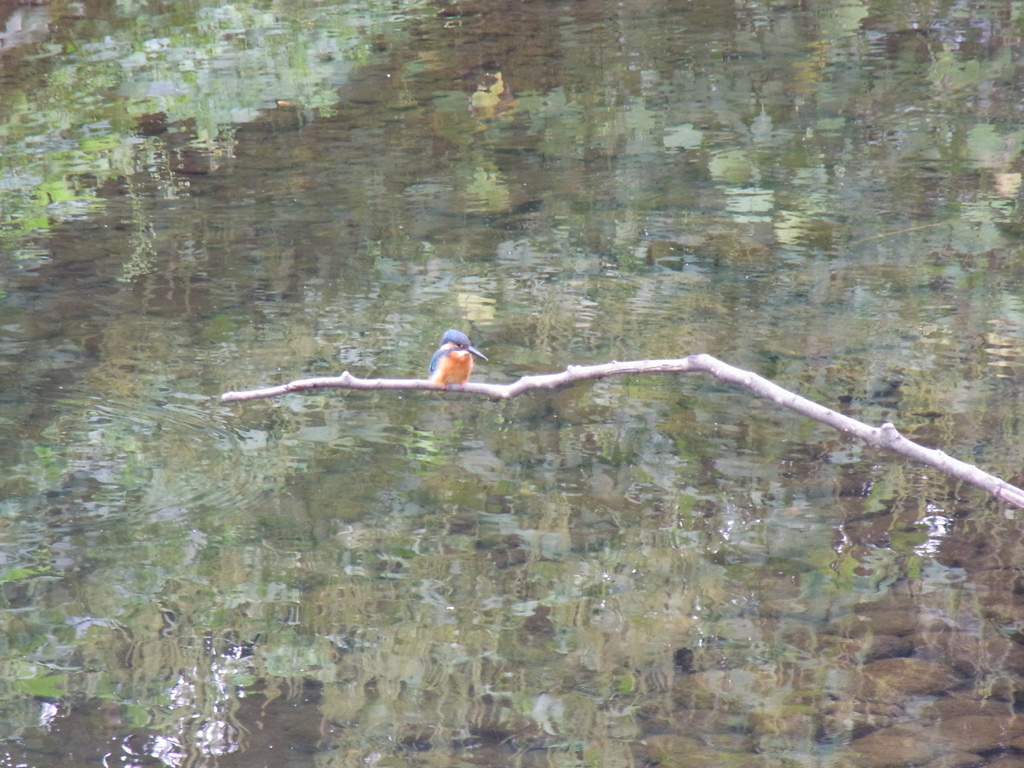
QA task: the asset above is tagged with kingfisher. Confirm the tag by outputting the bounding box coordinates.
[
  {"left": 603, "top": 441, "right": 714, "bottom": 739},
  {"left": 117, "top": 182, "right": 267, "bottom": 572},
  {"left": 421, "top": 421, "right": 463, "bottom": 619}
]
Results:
[{"left": 429, "top": 329, "right": 487, "bottom": 387}]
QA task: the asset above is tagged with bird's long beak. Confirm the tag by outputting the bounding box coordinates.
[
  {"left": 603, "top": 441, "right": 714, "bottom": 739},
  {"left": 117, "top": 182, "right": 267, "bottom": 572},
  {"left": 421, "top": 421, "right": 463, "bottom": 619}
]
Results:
[{"left": 468, "top": 346, "right": 488, "bottom": 361}]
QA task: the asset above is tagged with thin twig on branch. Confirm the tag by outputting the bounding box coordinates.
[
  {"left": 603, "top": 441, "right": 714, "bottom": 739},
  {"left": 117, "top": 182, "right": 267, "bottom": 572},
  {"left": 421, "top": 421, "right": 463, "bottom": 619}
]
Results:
[{"left": 220, "top": 353, "right": 1024, "bottom": 509}]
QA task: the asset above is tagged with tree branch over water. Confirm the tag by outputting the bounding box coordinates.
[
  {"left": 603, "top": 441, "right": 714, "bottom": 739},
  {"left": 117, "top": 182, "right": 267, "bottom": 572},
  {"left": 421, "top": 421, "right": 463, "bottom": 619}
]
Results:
[{"left": 221, "top": 353, "right": 1024, "bottom": 509}]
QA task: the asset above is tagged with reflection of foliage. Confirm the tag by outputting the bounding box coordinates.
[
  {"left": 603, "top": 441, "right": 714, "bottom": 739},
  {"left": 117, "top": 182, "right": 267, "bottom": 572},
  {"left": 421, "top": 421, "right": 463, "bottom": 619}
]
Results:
[{"left": 0, "top": 0, "right": 429, "bottom": 249}]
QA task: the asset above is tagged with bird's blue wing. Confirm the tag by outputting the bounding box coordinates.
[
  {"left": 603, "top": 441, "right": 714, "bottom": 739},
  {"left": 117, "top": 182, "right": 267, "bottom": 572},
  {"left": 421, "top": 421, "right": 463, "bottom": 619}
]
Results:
[{"left": 429, "top": 347, "right": 446, "bottom": 376}]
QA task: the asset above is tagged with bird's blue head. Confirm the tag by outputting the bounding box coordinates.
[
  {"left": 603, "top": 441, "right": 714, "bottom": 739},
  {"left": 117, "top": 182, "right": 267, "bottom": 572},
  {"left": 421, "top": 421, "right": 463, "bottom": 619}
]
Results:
[
  {"left": 437, "top": 329, "right": 487, "bottom": 360},
  {"left": 440, "top": 329, "right": 473, "bottom": 348}
]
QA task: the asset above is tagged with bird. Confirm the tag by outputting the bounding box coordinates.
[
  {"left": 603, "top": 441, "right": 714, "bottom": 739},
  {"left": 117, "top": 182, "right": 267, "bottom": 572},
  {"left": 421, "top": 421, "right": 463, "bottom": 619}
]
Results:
[{"left": 428, "top": 329, "right": 487, "bottom": 387}]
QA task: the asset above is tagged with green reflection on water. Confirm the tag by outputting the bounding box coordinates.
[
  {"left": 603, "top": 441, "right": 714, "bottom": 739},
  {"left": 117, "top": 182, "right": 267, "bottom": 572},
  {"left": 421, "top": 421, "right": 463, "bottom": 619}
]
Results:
[{"left": 0, "top": 0, "right": 421, "bottom": 247}]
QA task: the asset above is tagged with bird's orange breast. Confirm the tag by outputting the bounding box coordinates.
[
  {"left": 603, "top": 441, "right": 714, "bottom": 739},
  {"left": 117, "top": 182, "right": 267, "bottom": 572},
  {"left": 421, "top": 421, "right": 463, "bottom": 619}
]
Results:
[{"left": 429, "top": 349, "right": 474, "bottom": 385}]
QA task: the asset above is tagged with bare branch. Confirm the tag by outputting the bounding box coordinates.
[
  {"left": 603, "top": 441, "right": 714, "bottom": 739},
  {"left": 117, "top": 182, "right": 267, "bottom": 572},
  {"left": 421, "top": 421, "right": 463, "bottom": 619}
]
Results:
[{"left": 220, "top": 354, "right": 1024, "bottom": 509}]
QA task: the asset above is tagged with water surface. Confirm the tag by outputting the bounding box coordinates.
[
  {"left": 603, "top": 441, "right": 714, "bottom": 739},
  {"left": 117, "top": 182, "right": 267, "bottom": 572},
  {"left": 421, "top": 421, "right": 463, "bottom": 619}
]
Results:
[{"left": 2, "top": 0, "right": 1024, "bottom": 765}]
